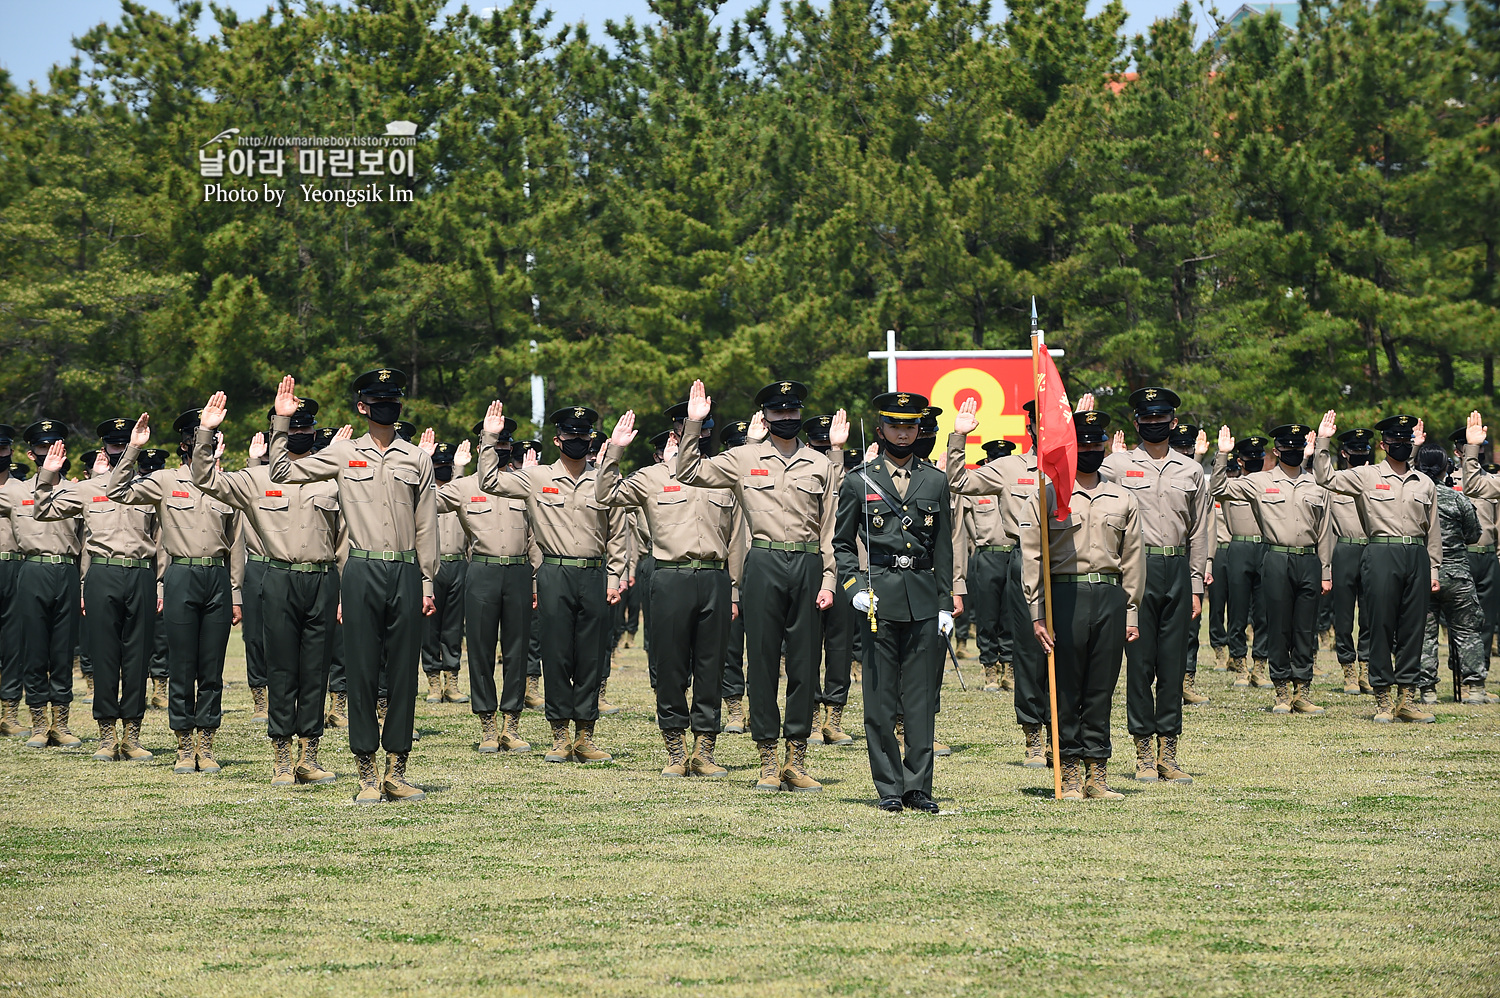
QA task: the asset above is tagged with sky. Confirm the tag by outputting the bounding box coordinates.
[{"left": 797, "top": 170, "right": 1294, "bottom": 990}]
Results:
[{"left": 0, "top": 0, "right": 1210, "bottom": 92}]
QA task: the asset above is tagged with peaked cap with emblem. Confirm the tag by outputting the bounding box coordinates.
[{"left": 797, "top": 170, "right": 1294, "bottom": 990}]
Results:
[
  {"left": 1269, "top": 423, "right": 1313, "bottom": 447},
  {"left": 1075, "top": 410, "right": 1111, "bottom": 442},
  {"left": 918, "top": 405, "right": 943, "bottom": 434},
  {"left": 24, "top": 419, "right": 69, "bottom": 447},
  {"left": 473, "top": 417, "right": 517, "bottom": 440},
  {"left": 79, "top": 450, "right": 99, "bottom": 472},
  {"left": 802, "top": 414, "right": 835, "bottom": 441},
  {"left": 754, "top": 381, "right": 808, "bottom": 410},
  {"left": 872, "top": 391, "right": 928, "bottom": 424},
  {"left": 172, "top": 409, "right": 203, "bottom": 435},
  {"left": 1338, "top": 428, "right": 1375, "bottom": 449},
  {"left": 430, "top": 442, "right": 456, "bottom": 464},
  {"left": 1375, "top": 414, "right": 1418, "bottom": 438},
  {"left": 1235, "top": 435, "right": 1268, "bottom": 458},
  {"left": 138, "top": 448, "right": 170, "bottom": 471},
  {"left": 650, "top": 430, "right": 672, "bottom": 452},
  {"left": 313, "top": 428, "right": 337, "bottom": 452},
  {"left": 393, "top": 421, "right": 416, "bottom": 442},
  {"left": 1129, "top": 386, "right": 1180, "bottom": 416},
  {"left": 352, "top": 368, "right": 406, "bottom": 398},
  {"left": 1168, "top": 424, "right": 1200, "bottom": 449},
  {"left": 97, "top": 417, "right": 134, "bottom": 444},
  {"left": 550, "top": 406, "right": 599, "bottom": 435},
  {"left": 1448, "top": 426, "right": 1474, "bottom": 446},
  {"left": 0, "top": 424, "right": 15, "bottom": 446},
  {"left": 981, "top": 439, "right": 1016, "bottom": 460},
  {"left": 666, "top": 401, "right": 712, "bottom": 429},
  {"left": 267, "top": 398, "right": 320, "bottom": 429},
  {"left": 721, "top": 419, "right": 750, "bottom": 448}
]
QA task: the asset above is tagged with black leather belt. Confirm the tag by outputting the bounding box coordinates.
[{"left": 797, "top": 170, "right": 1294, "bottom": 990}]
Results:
[{"left": 870, "top": 553, "right": 932, "bottom": 570}]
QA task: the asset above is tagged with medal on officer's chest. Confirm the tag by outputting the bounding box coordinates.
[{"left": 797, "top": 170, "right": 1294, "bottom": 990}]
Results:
[
  {"left": 872, "top": 514, "right": 884, "bottom": 528},
  {"left": 924, "top": 513, "right": 934, "bottom": 526}
]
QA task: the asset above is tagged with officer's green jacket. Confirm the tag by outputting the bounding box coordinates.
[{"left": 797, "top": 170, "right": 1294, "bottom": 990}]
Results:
[{"left": 833, "top": 456, "right": 953, "bottom": 622}]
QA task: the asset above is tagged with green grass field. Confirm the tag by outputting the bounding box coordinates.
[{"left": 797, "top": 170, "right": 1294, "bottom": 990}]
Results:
[{"left": 1, "top": 629, "right": 1496, "bottom": 998}]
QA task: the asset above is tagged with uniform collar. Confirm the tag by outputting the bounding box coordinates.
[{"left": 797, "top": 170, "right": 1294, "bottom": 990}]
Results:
[
  {"left": 1378, "top": 460, "right": 1424, "bottom": 483},
  {"left": 546, "top": 459, "right": 593, "bottom": 483},
  {"left": 1130, "top": 445, "right": 1185, "bottom": 468},
  {"left": 354, "top": 433, "right": 415, "bottom": 457},
  {"left": 755, "top": 439, "right": 815, "bottom": 468}
]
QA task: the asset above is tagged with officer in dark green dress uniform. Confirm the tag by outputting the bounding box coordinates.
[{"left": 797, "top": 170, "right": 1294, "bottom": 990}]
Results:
[{"left": 834, "top": 392, "right": 953, "bottom": 812}]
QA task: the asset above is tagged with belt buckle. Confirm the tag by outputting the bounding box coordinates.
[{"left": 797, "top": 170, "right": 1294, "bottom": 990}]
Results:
[
  {"left": 895, "top": 554, "right": 912, "bottom": 569},
  {"left": 379, "top": 550, "right": 397, "bottom": 561},
  {"left": 1401, "top": 536, "right": 1414, "bottom": 546},
  {"left": 1086, "top": 572, "right": 1101, "bottom": 583}
]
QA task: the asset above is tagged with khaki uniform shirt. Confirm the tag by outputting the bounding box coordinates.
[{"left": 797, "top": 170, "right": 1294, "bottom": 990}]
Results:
[
  {"left": 674, "top": 419, "right": 839, "bottom": 592},
  {"left": 107, "top": 445, "right": 245, "bottom": 602},
  {"left": 437, "top": 505, "right": 468, "bottom": 558},
  {"left": 1329, "top": 492, "right": 1366, "bottom": 541},
  {"left": 1211, "top": 455, "right": 1334, "bottom": 579},
  {"left": 436, "top": 473, "right": 535, "bottom": 561},
  {"left": 0, "top": 475, "right": 20, "bottom": 554},
  {"left": 1221, "top": 493, "right": 1262, "bottom": 540},
  {"left": 477, "top": 438, "right": 628, "bottom": 590},
  {"left": 1457, "top": 445, "right": 1500, "bottom": 549},
  {"left": 1100, "top": 446, "right": 1212, "bottom": 595},
  {"left": 191, "top": 436, "right": 343, "bottom": 566},
  {"left": 0, "top": 476, "right": 85, "bottom": 558},
  {"left": 1313, "top": 439, "right": 1441, "bottom": 580},
  {"left": 944, "top": 433, "right": 1041, "bottom": 548},
  {"left": 268, "top": 417, "right": 439, "bottom": 598},
  {"left": 595, "top": 444, "right": 744, "bottom": 594},
  {"left": 1021, "top": 478, "right": 1145, "bottom": 628},
  {"left": 34, "top": 471, "right": 159, "bottom": 575}
]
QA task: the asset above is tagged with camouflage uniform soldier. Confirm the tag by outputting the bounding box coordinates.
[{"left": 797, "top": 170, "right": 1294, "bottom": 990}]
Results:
[
  {"left": 1408, "top": 439, "right": 1484, "bottom": 703},
  {"left": 1449, "top": 413, "right": 1500, "bottom": 703}
]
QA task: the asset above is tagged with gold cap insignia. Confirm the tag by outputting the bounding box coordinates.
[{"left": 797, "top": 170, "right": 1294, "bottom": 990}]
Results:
[
  {"left": 378, "top": 370, "right": 391, "bottom": 382},
  {"left": 780, "top": 382, "right": 792, "bottom": 394},
  {"left": 897, "top": 393, "right": 910, "bottom": 405},
  {"left": 115, "top": 419, "right": 127, "bottom": 429},
  {"left": 574, "top": 407, "right": 586, "bottom": 418},
  {"left": 1144, "top": 388, "right": 1158, "bottom": 400}
]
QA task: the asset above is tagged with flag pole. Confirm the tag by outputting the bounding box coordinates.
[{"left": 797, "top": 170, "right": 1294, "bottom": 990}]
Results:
[{"left": 1031, "top": 300, "right": 1063, "bottom": 800}]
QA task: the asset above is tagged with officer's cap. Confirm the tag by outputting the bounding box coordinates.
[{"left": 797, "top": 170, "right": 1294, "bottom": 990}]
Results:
[
  {"left": 982, "top": 439, "right": 1016, "bottom": 460},
  {"left": 1075, "top": 410, "right": 1111, "bottom": 443},
  {"left": 1448, "top": 427, "right": 1473, "bottom": 446},
  {"left": 588, "top": 430, "right": 605, "bottom": 454},
  {"left": 871, "top": 392, "right": 928, "bottom": 425},
  {"left": 649, "top": 431, "right": 671, "bottom": 452},
  {"left": 1485, "top": 462, "right": 1500, "bottom": 475},
  {"left": 473, "top": 417, "right": 517, "bottom": 441},
  {"left": 1169, "top": 424, "right": 1200, "bottom": 449},
  {"left": 802, "top": 414, "right": 835, "bottom": 441},
  {"left": 97, "top": 417, "right": 134, "bottom": 445},
  {"left": 80, "top": 450, "right": 99, "bottom": 472},
  {"left": 1022, "top": 401, "right": 1037, "bottom": 418},
  {"left": 352, "top": 368, "right": 406, "bottom": 398},
  {"left": 754, "top": 381, "right": 808, "bottom": 410},
  {"left": 430, "top": 442, "right": 455, "bottom": 464},
  {"left": 1235, "top": 435, "right": 1268, "bottom": 458},
  {"left": 1375, "top": 414, "right": 1418, "bottom": 439},
  {"left": 1269, "top": 423, "right": 1312, "bottom": 447},
  {"left": 23, "top": 419, "right": 68, "bottom": 448},
  {"left": 312, "top": 428, "right": 337, "bottom": 452},
  {"left": 550, "top": 406, "right": 599, "bottom": 436},
  {"left": 721, "top": 419, "right": 750, "bottom": 448},
  {"left": 393, "top": 421, "right": 416, "bottom": 443},
  {"left": 173, "top": 409, "right": 203, "bottom": 435},
  {"left": 1338, "top": 428, "right": 1374, "bottom": 450},
  {"left": 919, "top": 406, "right": 943, "bottom": 434},
  {"left": 9, "top": 462, "right": 27, "bottom": 480},
  {"left": 1129, "top": 386, "right": 1180, "bottom": 416},
  {"left": 138, "top": 448, "right": 170, "bottom": 471},
  {"left": 267, "top": 399, "right": 320, "bottom": 429},
  {"left": 0, "top": 424, "right": 15, "bottom": 446},
  {"left": 666, "top": 401, "right": 712, "bottom": 430}
]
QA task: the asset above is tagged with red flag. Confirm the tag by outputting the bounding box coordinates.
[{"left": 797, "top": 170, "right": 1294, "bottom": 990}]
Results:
[{"left": 1033, "top": 336, "right": 1076, "bottom": 521}]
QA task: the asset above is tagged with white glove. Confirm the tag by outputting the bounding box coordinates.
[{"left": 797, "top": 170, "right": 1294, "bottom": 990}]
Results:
[
  {"left": 938, "top": 611, "right": 954, "bottom": 636},
  {"left": 852, "top": 589, "right": 878, "bottom": 613}
]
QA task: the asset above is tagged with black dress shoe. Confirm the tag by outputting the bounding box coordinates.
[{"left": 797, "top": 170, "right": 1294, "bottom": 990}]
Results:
[
  {"left": 902, "top": 789, "right": 940, "bottom": 813},
  {"left": 876, "top": 796, "right": 903, "bottom": 813}
]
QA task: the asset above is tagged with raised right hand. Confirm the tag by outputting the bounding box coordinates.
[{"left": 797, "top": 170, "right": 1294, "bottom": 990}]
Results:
[
  {"left": 129, "top": 413, "right": 151, "bottom": 449},
  {"left": 483, "top": 400, "right": 505, "bottom": 436},
  {"left": 1217, "top": 425, "right": 1234, "bottom": 455},
  {"left": 43, "top": 441, "right": 66, "bottom": 474},
  {"left": 1317, "top": 409, "right": 1337, "bottom": 439},
  {"left": 201, "top": 391, "right": 228, "bottom": 431},
  {"left": 274, "top": 375, "right": 300, "bottom": 418},
  {"left": 610, "top": 410, "right": 637, "bottom": 448},
  {"left": 1467, "top": 410, "right": 1487, "bottom": 447},
  {"left": 953, "top": 396, "right": 979, "bottom": 435},
  {"left": 687, "top": 380, "right": 712, "bottom": 422}
]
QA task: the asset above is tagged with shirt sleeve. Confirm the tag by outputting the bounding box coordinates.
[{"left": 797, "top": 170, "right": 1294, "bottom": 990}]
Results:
[
  {"left": 106, "top": 445, "right": 166, "bottom": 506},
  {"left": 1120, "top": 496, "right": 1145, "bottom": 629},
  {"left": 595, "top": 443, "right": 652, "bottom": 508},
  {"left": 413, "top": 452, "right": 439, "bottom": 599},
  {"left": 1021, "top": 485, "right": 1048, "bottom": 621},
  {"left": 191, "top": 427, "right": 259, "bottom": 509},
  {"left": 945, "top": 432, "right": 1007, "bottom": 496},
  {"left": 674, "top": 419, "right": 737, "bottom": 489},
  {"left": 1425, "top": 483, "right": 1442, "bottom": 581},
  {"left": 269, "top": 415, "right": 342, "bottom": 483},
  {"left": 33, "top": 469, "right": 84, "bottom": 521},
  {"left": 1312, "top": 438, "right": 1362, "bottom": 496}
]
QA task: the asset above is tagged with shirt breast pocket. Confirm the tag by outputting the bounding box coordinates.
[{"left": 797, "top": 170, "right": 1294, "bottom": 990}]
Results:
[
  {"left": 390, "top": 468, "right": 420, "bottom": 505},
  {"left": 257, "top": 494, "right": 290, "bottom": 530},
  {"left": 311, "top": 494, "right": 340, "bottom": 530},
  {"left": 341, "top": 467, "right": 376, "bottom": 501},
  {"left": 654, "top": 491, "right": 691, "bottom": 520}
]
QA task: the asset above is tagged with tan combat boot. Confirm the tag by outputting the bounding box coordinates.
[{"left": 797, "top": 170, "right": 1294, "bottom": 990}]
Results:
[
  {"left": 689, "top": 733, "right": 728, "bottom": 777},
  {"left": 779, "top": 739, "right": 822, "bottom": 792},
  {"left": 477, "top": 712, "right": 501, "bottom": 753},
  {"left": 1358, "top": 662, "right": 1374, "bottom": 695},
  {"left": 1134, "top": 735, "right": 1158, "bottom": 782},
  {"left": 500, "top": 712, "right": 530, "bottom": 753},
  {"left": 1213, "top": 645, "right": 1228, "bottom": 670},
  {"left": 661, "top": 728, "right": 688, "bottom": 777},
  {"left": 1419, "top": 685, "right": 1438, "bottom": 705},
  {"left": 250, "top": 686, "right": 269, "bottom": 723},
  {"left": 382, "top": 752, "right": 426, "bottom": 801},
  {"left": 1318, "top": 627, "right": 1334, "bottom": 651},
  {"left": 442, "top": 672, "right": 469, "bottom": 704},
  {"left": 1230, "top": 656, "right": 1249, "bottom": 687},
  {"left": 1183, "top": 672, "right": 1210, "bottom": 705},
  {"left": 722, "top": 697, "right": 745, "bottom": 734},
  {"left": 807, "top": 703, "right": 825, "bottom": 745},
  {"left": 1249, "top": 657, "right": 1271, "bottom": 687},
  {"left": 1292, "top": 682, "right": 1325, "bottom": 715},
  {"left": 933, "top": 736, "right": 952, "bottom": 757},
  {"left": 195, "top": 728, "right": 221, "bottom": 773},
  {"left": 1084, "top": 758, "right": 1124, "bottom": 800},
  {"left": 23, "top": 705, "right": 49, "bottom": 749},
  {"left": 295, "top": 737, "right": 335, "bottom": 783},
  {"left": 1394, "top": 685, "right": 1434, "bottom": 724},
  {"left": 596, "top": 679, "right": 620, "bottom": 717},
  {"left": 955, "top": 638, "right": 969, "bottom": 659},
  {"left": 1021, "top": 723, "right": 1047, "bottom": 768},
  {"left": 1462, "top": 683, "right": 1495, "bottom": 704},
  {"left": 149, "top": 677, "right": 168, "bottom": 710},
  {"left": 1341, "top": 662, "right": 1361, "bottom": 694},
  {"left": 375, "top": 697, "right": 388, "bottom": 724},
  {"left": 326, "top": 692, "right": 348, "bottom": 728},
  {"left": 0, "top": 698, "right": 25, "bottom": 736},
  {"left": 754, "top": 740, "right": 781, "bottom": 791},
  {"left": 1271, "top": 681, "right": 1293, "bottom": 714},
  {"left": 822, "top": 704, "right": 854, "bottom": 746},
  {"left": 121, "top": 719, "right": 153, "bottom": 761},
  {"left": 353, "top": 752, "right": 381, "bottom": 803},
  {"left": 544, "top": 722, "right": 572, "bottom": 763},
  {"left": 82, "top": 673, "right": 94, "bottom": 704},
  {"left": 1372, "top": 685, "right": 1395, "bottom": 722},
  {"left": 92, "top": 720, "right": 119, "bottom": 761},
  {"left": 49, "top": 704, "right": 81, "bottom": 747},
  {"left": 524, "top": 675, "right": 544, "bottom": 710},
  {"left": 1058, "top": 756, "right": 1084, "bottom": 800},
  {"left": 1000, "top": 663, "right": 1015, "bottom": 691},
  {"left": 572, "top": 722, "right": 612, "bottom": 763},
  {"left": 1156, "top": 735, "right": 1192, "bottom": 784},
  {"left": 173, "top": 730, "right": 196, "bottom": 773},
  {"left": 982, "top": 664, "right": 1001, "bottom": 693},
  {"left": 425, "top": 673, "right": 443, "bottom": 703},
  {"left": 271, "top": 737, "right": 296, "bottom": 786}
]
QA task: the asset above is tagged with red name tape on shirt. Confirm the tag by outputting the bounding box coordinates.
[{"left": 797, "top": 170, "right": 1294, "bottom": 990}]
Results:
[
  {"left": 348, "top": 460, "right": 367, "bottom": 468},
  {"left": 265, "top": 490, "right": 282, "bottom": 497},
  {"left": 865, "top": 493, "right": 883, "bottom": 501},
  {"left": 171, "top": 490, "right": 190, "bottom": 498},
  {"left": 92, "top": 496, "right": 109, "bottom": 503},
  {"left": 663, "top": 485, "right": 681, "bottom": 492},
  {"left": 1126, "top": 470, "right": 1145, "bottom": 478},
  {"left": 1375, "top": 483, "right": 1391, "bottom": 491},
  {"left": 751, "top": 469, "right": 770, "bottom": 476},
  {"left": 977, "top": 498, "right": 993, "bottom": 506},
  {"left": 542, "top": 487, "right": 559, "bottom": 494},
  {"left": 1265, "top": 487, "right": 1280, "bottom": 494},
  {"left": 1017, "top": 477, "right": 1036, "bottom": 485},
  {"left": 21, "top": 499, "right": 33, "bottom": 506},
  {"left": 470, "top": 496, "right": 486, "bottom": 503}
]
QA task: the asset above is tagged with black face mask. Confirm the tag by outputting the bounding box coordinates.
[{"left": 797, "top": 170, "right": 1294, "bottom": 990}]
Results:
[
  {"left": 1077, "top": 450, "right": 1106, "bottom": 473},
  {"left": 0, "top": 457, "right": 10, "bottom": 475},
  {"left": 914, "top": 437, "right": 936, "bottom": 459},
  {"left": 105, "top": 450, "right": 124, "bottom": 467},
  {"left": 1136, "top": 420, "right": 1173, "bottom": 444},
  {"left": 811, "top": 442, "right": 831, "bottom": 454},
  {"left": 767, "top": 418, "right": 802, "bottom": 440},
  {"left": 881, "top": 437, "right": 917, "bottom": 459},
  {"left": 364, "top": 400, "right": 402, "bottom": 426},
  {"left": 559, "top": 437, "right": 590, "bottom": 460},
  {"left": 434, "top": 464, "right": 454, "bottom": 482},
  {"left": 493, "top": 447, "right": 513, "bottom": 466},
  {"left": 1276, "top": 448, "right": 1303, "bottom": 468},
  {"left": 1384, "top": 440, "right": 1412, "bottom": 463},
  {"left": 697, "top": 437, "right": 713, "bottom": 457},
  {"left": 1345, "top": 451, "right": 1370, "bottom": 467},
  {"left": 287, "top": 433, "right": 316, "bottom": 455}
]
